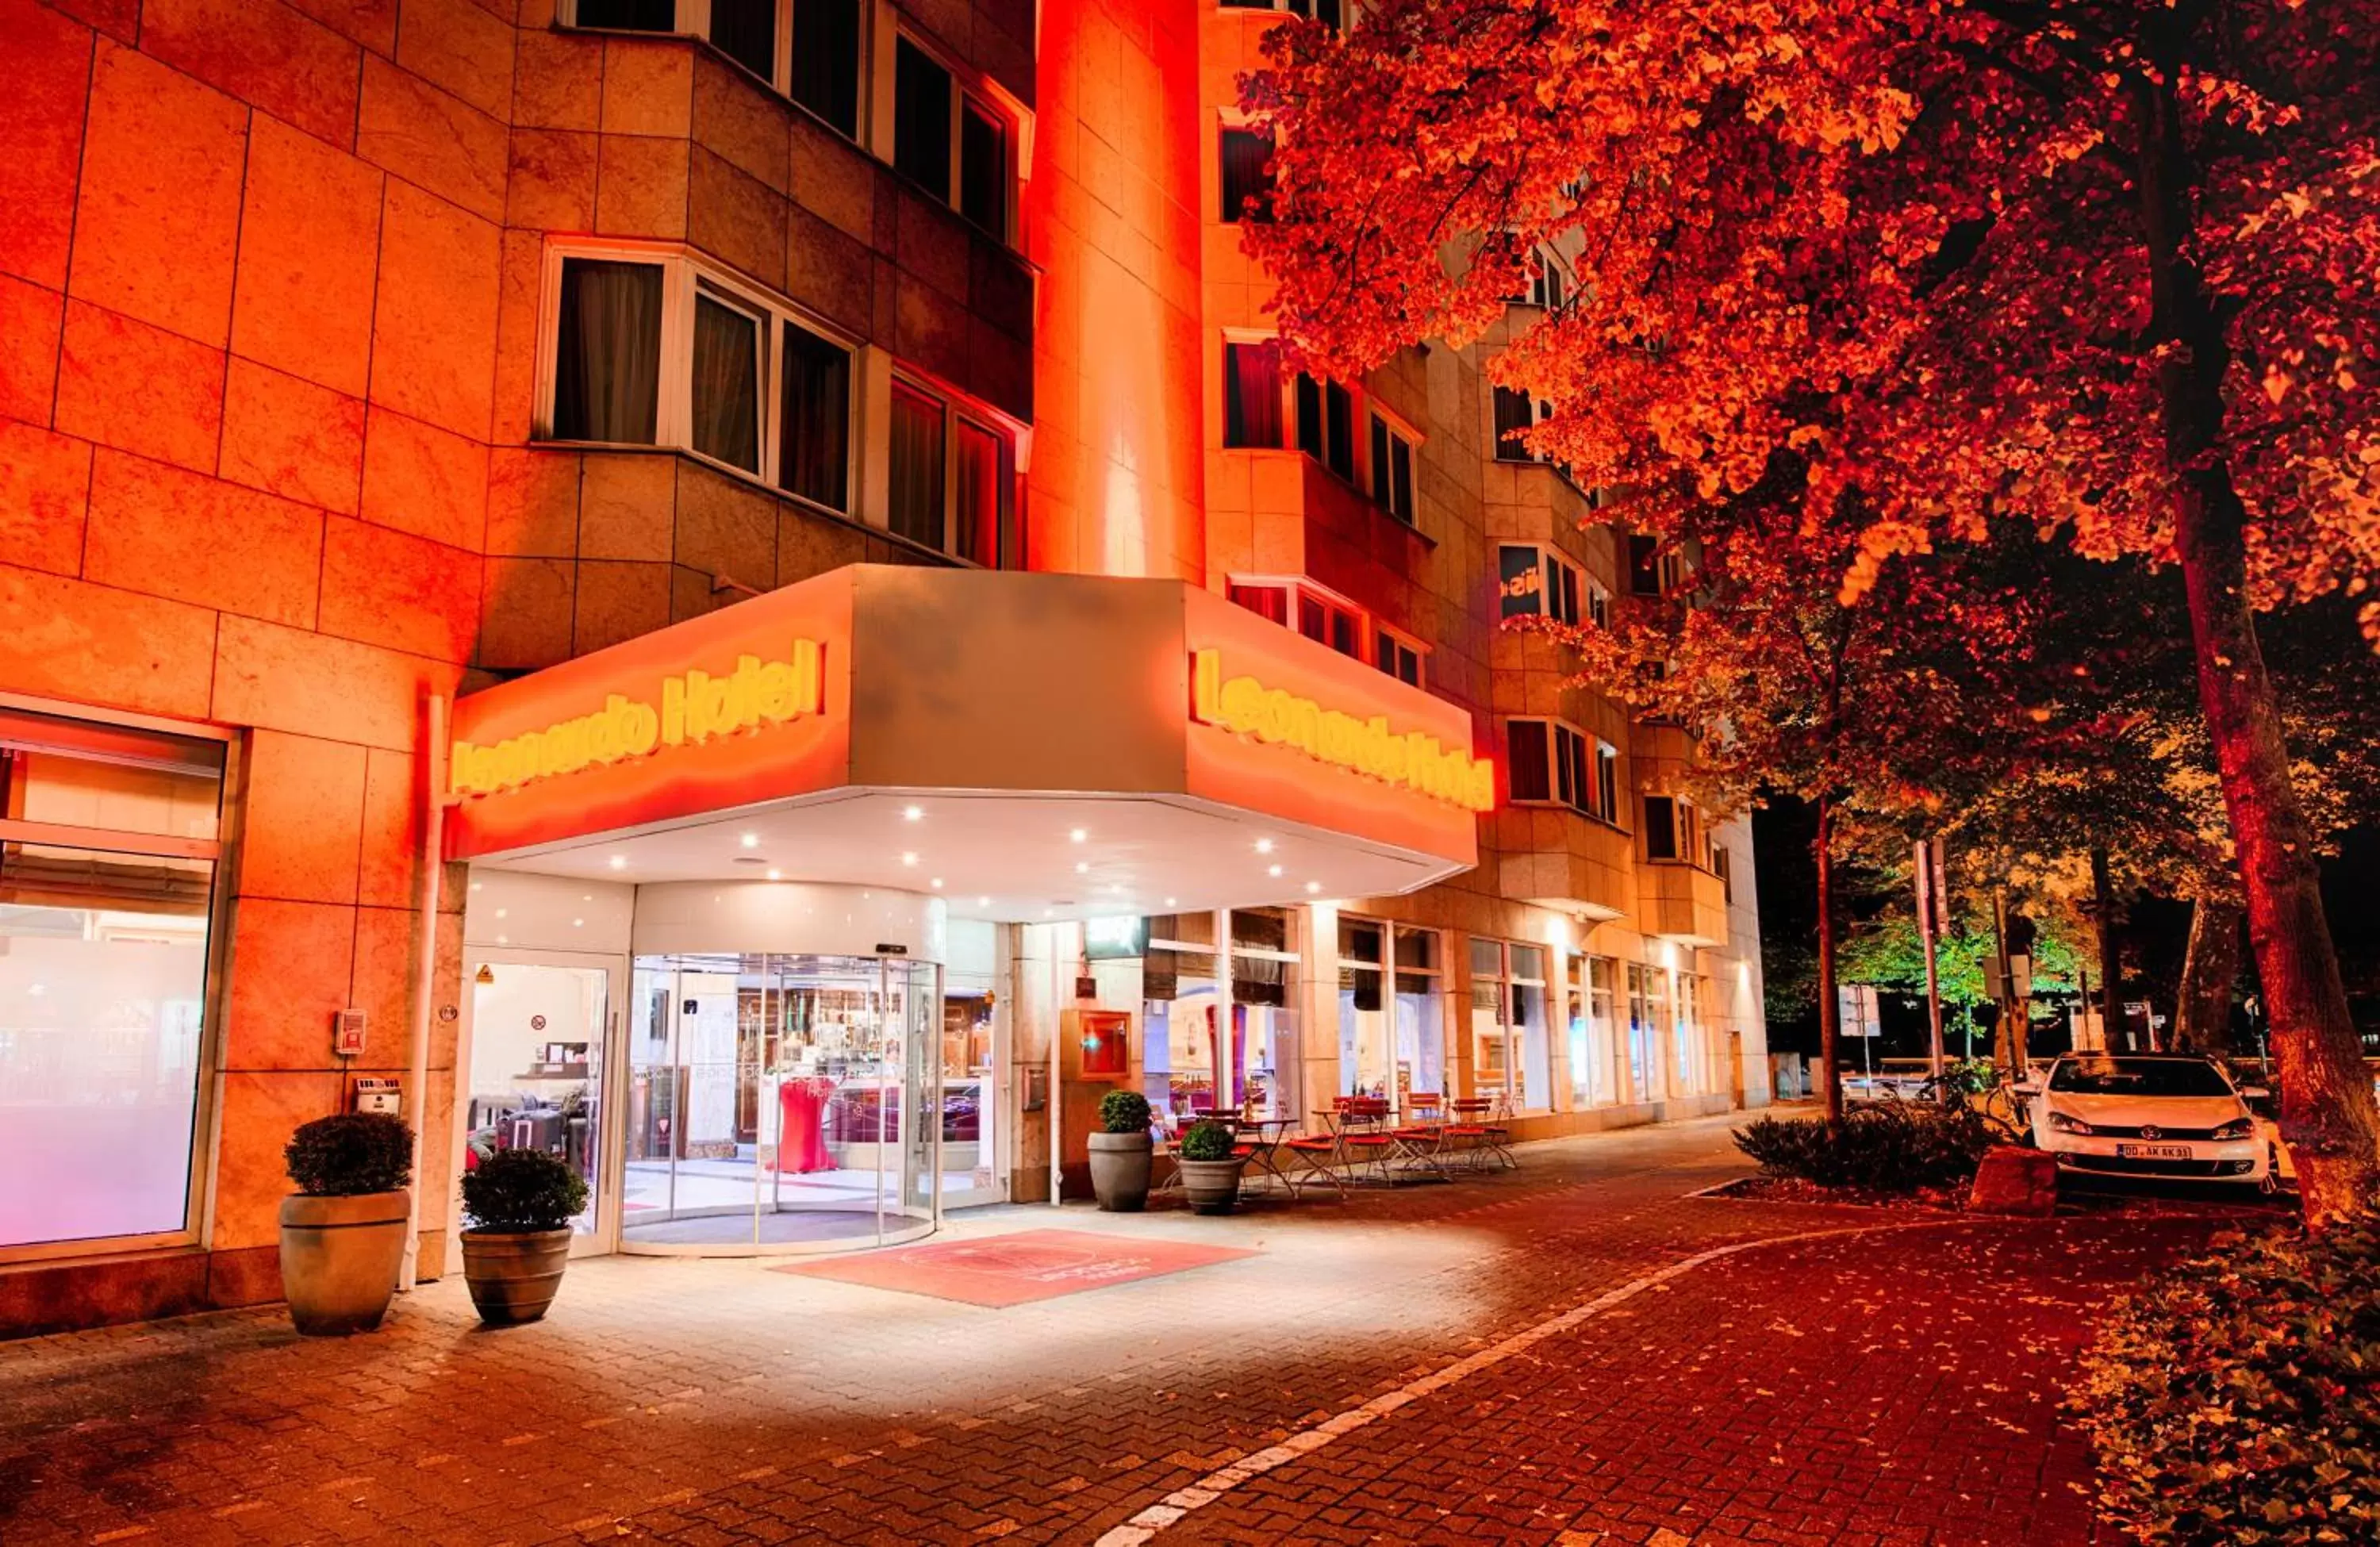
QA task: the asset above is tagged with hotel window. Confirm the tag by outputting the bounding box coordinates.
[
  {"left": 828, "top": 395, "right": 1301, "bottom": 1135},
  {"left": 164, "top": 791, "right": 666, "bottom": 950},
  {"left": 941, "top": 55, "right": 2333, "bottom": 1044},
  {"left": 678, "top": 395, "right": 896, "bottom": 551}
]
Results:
[
  {"left": 1219, "top": 127, "right": 1275, "bottom": 223},
  {"left": 1, "top": 708, "right": 227, "bottom": 1257},
  {"left": 1498, "top": 544, "right": 1580, "bottom": 626},
  {"left": 568, "top": 0, "right": 775, "bottom": 91},
  {"left": 1469, "top": 939, "right": 1550, "bottom": 1111},
  {"left": 1374, "top": 628, "right": 1424, "bottom": 689},
  {"left": 894, "top": 35, "right": 1012, "bottom": 240},
  {"left": 1493, "top": 386, "right": 1553, "bottom": 463},
  {"left": 1228, "top": 578, "right": 1365, "bottom": 663},
  {"left": 1630, "top": 534, "right": 1698, "bottom": 597},
  {"left": 889, "top": 378, "right": 1014, "bottom": 566},
  {"left": 1574, "top": 954, "right": 1619, "bottom": 1107},
  {"left": 1223, "top": 340, "right": 1286, "bottom": 448},
  {"left": 1368, "top": 413, "right": 1416, "bottom": 525},
  {"left": 1642, "top": 795, "right": 1706, "bottom": 866},
  {"left": 1624, "top": 962, "right": 1666, "bottom": 1102},
  {"left": 1296, "top": 373, "right": 1355, "bottom": 482},
  {"left": 1338, "top": 919, "right": 1445, "bottom": 1113},
  {"left": 1221, "top": 0, "right": 1344, "bottom": 25},
  {"left": 1595, "top": 739, "right": 1620, "bottom": 826},
  {"left": 1507, "top": 717, "right": 1610, "bottom": 820},
  {"left": 1531, "top": 251, "right": 1568, "bottom": 310},
  {"left": 543, "top": 248, "right": 857, "bottom": 511},
  {"left": 1586, "top": 577, "right": 1610, "bottom": 629},
  {"left": 789, "top": 0, "right": 864, "bottom": 136},
  {"left": 1713, "top": 843, "right": 1733, "bottom": 903}
]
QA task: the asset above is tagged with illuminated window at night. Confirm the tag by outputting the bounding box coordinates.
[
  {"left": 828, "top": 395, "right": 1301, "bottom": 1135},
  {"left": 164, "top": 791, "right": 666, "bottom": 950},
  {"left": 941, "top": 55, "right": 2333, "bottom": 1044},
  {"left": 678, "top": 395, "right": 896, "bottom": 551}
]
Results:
[
  {"left": 1374, "top": 627, "right": 1425, "bottom": 689},
  {"left": 790, "top": 0, "right": 865, "bottom": 136},
  {"left": 1642, "top": 796, "right": 1708, "bottom": 866},
  {"left": 1498, "top": 544, "right": 1581, "bottom": 626},
  {"left": 889, "top": 378, "right": 1015, "bottom": 566},
  {"left": 1219, "top": 127, "right": 1275, "bottom": 223},
  {"left": 542, "top": 247, "right": 856, "bottom": 501},
  {"left": 1368, "top": 413, "right": 1416, "bottom": 525},
  {"left": 1, "top": 708, "right": 225, "bottom": 1257},
  {"left": 1469, "top": 939, "right": 1549, "bottom": 1111},
  {"left": 1506, "top": 717, "right": 1604, "bottom": 820},
  {"left": 1223, "top": 340, "right": 1286, "bottom": 448},
  {"left": 1295, "top": 373, "right": 1355, "bottom": 482},
  {"left": 895, "top": 33, "right": 1014, "bottom": 241}
]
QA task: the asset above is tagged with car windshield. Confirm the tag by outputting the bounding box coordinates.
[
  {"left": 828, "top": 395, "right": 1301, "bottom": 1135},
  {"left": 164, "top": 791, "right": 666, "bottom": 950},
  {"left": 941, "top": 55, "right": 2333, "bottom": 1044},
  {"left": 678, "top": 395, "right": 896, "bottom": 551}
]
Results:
[{"left": 2048, "top": 1058, "right": 2234, "bottom": 1098}]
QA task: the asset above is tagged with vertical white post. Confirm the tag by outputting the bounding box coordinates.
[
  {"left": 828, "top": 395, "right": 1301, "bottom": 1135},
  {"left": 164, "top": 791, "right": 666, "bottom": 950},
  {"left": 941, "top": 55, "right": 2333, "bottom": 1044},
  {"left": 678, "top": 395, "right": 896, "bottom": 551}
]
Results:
[{"left": 398, "top": 694, "right": 447, "bottom": 1293}]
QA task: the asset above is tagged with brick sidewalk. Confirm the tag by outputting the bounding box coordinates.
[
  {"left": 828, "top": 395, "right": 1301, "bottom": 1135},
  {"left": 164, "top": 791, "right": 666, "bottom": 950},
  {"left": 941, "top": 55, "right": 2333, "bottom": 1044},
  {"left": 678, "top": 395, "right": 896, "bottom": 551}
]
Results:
[{"left": 0, "top": 1115, "right": 2225, "bottom": 1546}]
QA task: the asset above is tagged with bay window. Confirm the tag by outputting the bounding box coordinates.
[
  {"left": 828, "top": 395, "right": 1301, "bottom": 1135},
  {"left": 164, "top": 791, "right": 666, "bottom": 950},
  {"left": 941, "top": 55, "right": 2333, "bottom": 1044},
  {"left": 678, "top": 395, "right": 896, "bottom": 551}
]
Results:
[
  {"left": 542, "top": 248, "right": 857, "bottom": 513},
  {"left": 1295, "top": 372, "right": 1355, "bottom": 482},
  {"left": 1498, "top": 543, "right": 1581, "bottom": 626},
  {"left": 889, "top": 378, "right": 1014, "bottom": 566},
  {"left": 1507, "top": 716, "right": 1619, "bottom": 822},
  {"left": 1643, "top": 795, "right": 1707, "bottom": 865},
  {"left": 893, "top": 33, "right": 1012, "bottom": 240},
  {"left": 1220, "top": 127, "right": 1275, "bottom": 223},
  {"left": 1374, "top": 627, "right": 1424, "bottom": 688},
  {"left": 1493, "top": 386, "right": 1554, "bottom": 463},
  {"left": 1369, "top": 413, "right": 1416, "bottom": 524},
  {"left": 789, "top": 0, "right": 864, "bottom": 136},
  {"left": 1226, "top": 578, "right": 1365, "bottom": 664}
]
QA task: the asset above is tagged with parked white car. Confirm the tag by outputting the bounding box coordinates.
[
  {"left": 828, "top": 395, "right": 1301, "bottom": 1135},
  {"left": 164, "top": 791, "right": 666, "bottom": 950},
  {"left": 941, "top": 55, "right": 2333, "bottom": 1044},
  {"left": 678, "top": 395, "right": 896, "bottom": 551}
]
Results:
[{"left": 2021, "top": 1054, "right": 2275, "bottom": 1188}]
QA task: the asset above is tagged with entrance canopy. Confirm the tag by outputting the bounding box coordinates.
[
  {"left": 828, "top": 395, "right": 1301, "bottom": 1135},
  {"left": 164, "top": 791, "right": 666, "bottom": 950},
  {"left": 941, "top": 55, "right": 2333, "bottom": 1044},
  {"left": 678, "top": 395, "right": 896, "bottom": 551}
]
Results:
[{"left": 447, "top": 566, "right": 1491, "bottom": 922}]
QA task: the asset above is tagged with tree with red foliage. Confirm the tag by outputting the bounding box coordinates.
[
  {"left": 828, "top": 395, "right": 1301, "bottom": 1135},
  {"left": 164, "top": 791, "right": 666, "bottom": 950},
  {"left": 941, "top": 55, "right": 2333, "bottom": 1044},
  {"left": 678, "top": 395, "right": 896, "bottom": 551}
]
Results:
[{"left": 1242, "top": 0, "right": 2380, "bottom": 1221}]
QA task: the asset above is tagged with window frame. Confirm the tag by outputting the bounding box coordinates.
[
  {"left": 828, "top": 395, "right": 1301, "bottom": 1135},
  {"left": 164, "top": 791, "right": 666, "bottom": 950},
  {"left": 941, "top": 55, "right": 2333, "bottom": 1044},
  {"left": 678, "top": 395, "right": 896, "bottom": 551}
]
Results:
[
  {"left": 1367, "top": 409, "right": 1418, "bottom": 526},
  {"left": 1226, "top": 575, "right": 1375, "bottom": 667},
  {"left": 1491, "top": 386, "right": 1556, "bottom": 464},
  {"left": 1219, "top": 0, "right": 1346, "bottom": 27},
  {"left": 889, "top": 371, "right": 1019, "bottom": 568},
  {"left": 0, "top": 691, "right": 235, "bottom": 1269},
  {"left": 1642, "top": 793, "right": 1713, "bottom": 869},
  {"left": 1217, "top": 121, "right": 1276, "bottom": 225},
  {"left": 535, "top": 240, "right": 863, "bottom": 520},
  {"left": 1496, "top": 543, "right": 1583, "bottom": 628},
  {"left": 1506, "top": 716, "right": 1622, "bottom": 824},
  {"left": 888, "top": 24, "right": 1020, "bottom": 244},
  {"left": 1372, "top": 624, "right": 1426, "bottom": 689},
  {"left": 1222, "top": 333, "right": 1288, "bottom": 450}
]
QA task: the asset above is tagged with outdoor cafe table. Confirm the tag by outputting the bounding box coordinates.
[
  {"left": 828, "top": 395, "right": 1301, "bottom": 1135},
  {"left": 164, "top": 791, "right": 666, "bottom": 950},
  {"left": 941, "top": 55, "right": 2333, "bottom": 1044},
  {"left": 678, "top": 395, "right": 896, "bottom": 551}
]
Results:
[{"left": 1230, "top": 1116, "right": 1298, "bottom": 1196}]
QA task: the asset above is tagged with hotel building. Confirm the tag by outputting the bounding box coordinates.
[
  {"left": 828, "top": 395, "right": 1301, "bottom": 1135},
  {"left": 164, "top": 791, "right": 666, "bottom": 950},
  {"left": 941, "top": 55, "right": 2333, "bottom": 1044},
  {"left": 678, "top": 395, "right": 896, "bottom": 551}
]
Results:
[{"left": 0, "top": 0, "right": 1765, "bottom": 1334}]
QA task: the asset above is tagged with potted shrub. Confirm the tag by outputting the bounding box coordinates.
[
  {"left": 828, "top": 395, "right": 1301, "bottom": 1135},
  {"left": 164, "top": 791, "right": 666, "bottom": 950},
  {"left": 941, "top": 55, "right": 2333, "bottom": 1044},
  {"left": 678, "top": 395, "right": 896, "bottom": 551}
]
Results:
[
  {"left": 1088, "top": 1090, "right": 1155, "bottom": 1212},
  {"left": 278, "top": 1111, "right": 413, "bottom": 1337},
  {"left": 1175, "top": 1119, "right": 1245, "bottom": 1215},
  {"left": 459, "top": 1148, "right": 588, "bottom": 1326}
]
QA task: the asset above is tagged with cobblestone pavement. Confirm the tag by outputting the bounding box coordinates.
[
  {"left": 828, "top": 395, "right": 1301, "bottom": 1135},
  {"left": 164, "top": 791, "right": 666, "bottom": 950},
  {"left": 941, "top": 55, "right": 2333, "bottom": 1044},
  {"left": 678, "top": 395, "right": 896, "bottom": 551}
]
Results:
[{"left": 0, "top": 1114, "right": 2232, "bottom": 1547}]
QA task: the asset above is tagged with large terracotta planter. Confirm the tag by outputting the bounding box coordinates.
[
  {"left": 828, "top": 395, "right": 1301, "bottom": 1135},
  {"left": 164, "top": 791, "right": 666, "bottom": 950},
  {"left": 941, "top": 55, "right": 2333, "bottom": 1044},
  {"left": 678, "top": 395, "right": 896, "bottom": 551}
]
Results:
[
  {"left": 1177, "top": 1157, "right": 1244, "bottom": 1215},
  {"left": 1088, "top": 1130, "right": 1154, "bottom": 1212},
  {"left": 460, "top": 1229, "right": 573, "bottom": 1326},
  {"left": 278, "top": 1190, "right": 409, "bottom": 1336}
]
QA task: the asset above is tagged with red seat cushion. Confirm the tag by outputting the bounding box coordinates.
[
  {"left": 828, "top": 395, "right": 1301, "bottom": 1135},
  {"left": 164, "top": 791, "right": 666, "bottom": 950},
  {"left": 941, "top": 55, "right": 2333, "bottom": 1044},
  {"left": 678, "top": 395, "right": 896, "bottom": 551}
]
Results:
[
  {"left": 1285, "top": 1138, "right": 1336, "bottom": 1153},
  {"left": 1445, "top": 1124, "right": 1488, "bottom": 1136}
]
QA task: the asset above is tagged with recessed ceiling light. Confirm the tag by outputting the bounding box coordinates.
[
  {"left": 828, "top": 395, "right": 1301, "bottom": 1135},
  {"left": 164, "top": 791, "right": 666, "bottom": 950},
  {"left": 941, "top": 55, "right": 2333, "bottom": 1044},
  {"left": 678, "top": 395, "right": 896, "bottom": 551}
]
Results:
[
  {"left": 767, "top": 869, "right": 782, "bottom": 881},
  {"left": 977, "top": 895, "right": 991, "bottom": 907},
  {"left": 902, "top": 805, "right": 923, "bottom": 821},
  {"left": 1255, "top": 838, "right": 1275, "bottom": 854},
  {"left": 468, "top": 881, "right": 482, "bottom": 892},
  {"left": 494, "top": 908, "right": 508, "bottom": 919},
  {"left": 608, "top": 855, "right": 628, "bottom": 870},
  {"left": 581, "top": 894, "right": 592, "bottom": 902},
  {"left": 495, "top": 935, "right": 509, "bottom": 946},
  {"left": 740, "top": 832, "right": 759, "bottom": 848},
  {"left": 572, "top": 917, "right": 585, "bottom": 927},
  {"left": 1042, "top": 908, "right": 1054, "bottom": 918},
  {"left": 1268, "top": 864, "right": 1283, "bottom": 877},
  {"left": 1108, "top": 883, "right": 1124, "bottom": 893},
  {"left": 1069, "top": 827, "right": 1088, "bottom": 843},
  {"left": 1165, "top": 896, "right": 1178, "bottom": 907},
  {"left": 26, "top": 984, "right": 44, "bottom": 997},
  {"left": 900, "top": 852, "right": 919, "bottom": 866},
  {"left": 931, "top": 877, "right": 943, "bottom": 889},
  {"left": 1305, "top": 881, "right": 1322, "bottom": 894},
  {"left": 1074, "top": 861, "right": 1089, "bottom": 873}
]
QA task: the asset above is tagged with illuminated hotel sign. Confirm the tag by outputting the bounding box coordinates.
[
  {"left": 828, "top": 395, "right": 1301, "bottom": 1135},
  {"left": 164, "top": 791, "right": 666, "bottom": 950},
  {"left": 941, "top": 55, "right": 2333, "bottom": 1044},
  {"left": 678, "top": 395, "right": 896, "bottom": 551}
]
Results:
[
  {"left": 1189, "top": 648, "right": 1494, "bottom": 813},
  {"left": 450, "top": 640, "right": 825, "bottom": 797}
]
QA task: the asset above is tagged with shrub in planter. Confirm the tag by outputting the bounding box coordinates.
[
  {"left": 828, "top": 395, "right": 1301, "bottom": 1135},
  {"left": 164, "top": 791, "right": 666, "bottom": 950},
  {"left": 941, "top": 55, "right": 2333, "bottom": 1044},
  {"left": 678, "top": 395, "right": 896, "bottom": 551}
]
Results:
[
  {"left": 1175, "top": 1118, "right": 1243, "bottom": 1215},
  {"left": 278, "top": 1111, "right": 415, "bottom": 1336},
  {"left": 2074, "top": 1213, "right": 2380, "bottom": 1546},
  {"left": 1089, "top": 1089, "right": 1156, "bottom": 1213},
  {"left": 1732, "top": 1103, "right": 1990, "bottom": 1192},
  {"left": 459, "top": 1149, "right": 589, "bottom": 1327}
]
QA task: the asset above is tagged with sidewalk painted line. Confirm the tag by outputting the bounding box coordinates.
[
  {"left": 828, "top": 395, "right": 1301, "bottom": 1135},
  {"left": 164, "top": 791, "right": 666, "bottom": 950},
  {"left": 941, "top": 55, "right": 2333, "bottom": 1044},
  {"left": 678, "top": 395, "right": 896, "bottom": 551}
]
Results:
[{"left": 1090, "top": 1219, "right": 1978, "bottom": 1546}]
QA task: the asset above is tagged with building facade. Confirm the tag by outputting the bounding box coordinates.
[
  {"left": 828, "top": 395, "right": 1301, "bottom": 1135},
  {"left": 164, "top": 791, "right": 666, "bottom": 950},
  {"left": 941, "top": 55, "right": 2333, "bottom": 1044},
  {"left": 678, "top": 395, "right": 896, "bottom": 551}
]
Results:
[{"left": 0, "top": 0, "right": 1763, "bottom": 1335}]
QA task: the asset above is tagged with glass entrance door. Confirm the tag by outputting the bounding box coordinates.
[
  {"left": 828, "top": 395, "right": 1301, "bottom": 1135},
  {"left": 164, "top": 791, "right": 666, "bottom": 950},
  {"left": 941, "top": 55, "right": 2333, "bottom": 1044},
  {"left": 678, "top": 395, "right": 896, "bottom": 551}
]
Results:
[
  {"left": 461, "top": 957, "right": 619, "bottom": 1257},
  {"left": 619, "top": 952, "right": 938, "bottom": 1253}
]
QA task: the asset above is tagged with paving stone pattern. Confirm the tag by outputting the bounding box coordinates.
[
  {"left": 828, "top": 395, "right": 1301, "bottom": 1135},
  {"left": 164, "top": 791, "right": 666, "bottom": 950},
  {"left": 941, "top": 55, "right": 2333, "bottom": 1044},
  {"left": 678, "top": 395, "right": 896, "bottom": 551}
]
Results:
[{"left": 0, "top": 1115, "right": 2221, "bottom": 1546}]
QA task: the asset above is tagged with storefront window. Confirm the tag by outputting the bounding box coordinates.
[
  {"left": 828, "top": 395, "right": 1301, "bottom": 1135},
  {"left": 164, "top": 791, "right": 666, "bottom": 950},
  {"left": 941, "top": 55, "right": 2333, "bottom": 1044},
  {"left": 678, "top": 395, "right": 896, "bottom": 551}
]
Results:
[
  {"left": 1468, "top": 938, "right": 1550, "bottom": 1111},
  {"left": 1230, "top": 908, "right": 1299, "bottom": 1122},
  {"left": 1624, "top": 962, "right": 1663, "bottom": 1103},
  {"left": 1, "top": 708, "right": 224, "bottom": 1253},
  {"left": 1579, "top": 955, "right": 1618, "bottom": 1107},
  {"left": 1135, "top": 915, "right": 1222, "bottom": 1119},
  {"left": 1676, "top": 970, "right": 1708, "bottom": 1096},
  {"left": 1338, "top": 918, "right": 1445, "bottom": 1113}
]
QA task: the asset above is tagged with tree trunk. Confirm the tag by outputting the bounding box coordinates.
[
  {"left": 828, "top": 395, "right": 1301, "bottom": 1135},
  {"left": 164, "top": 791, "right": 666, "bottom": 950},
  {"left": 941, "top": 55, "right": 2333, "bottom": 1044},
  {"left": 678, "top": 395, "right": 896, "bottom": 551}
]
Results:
[
  {"left": 2136, "top": 69, "right": 2380, "bottom": 1224},
  {"left": 1814, "top": 793, "right": 1843, "bottom": 1131},
  {"left": 2090, "top": 848, "right": 2124, "bottom": 1047},
  {"left": 2175, "top": 896, "right": 2243, "bottom": 1056}
]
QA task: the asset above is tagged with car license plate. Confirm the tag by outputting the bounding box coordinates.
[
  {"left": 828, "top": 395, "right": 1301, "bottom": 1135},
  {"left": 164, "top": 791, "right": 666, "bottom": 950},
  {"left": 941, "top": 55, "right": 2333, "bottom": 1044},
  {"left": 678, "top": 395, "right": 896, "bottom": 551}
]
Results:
[{"left": 2116, "top": 1144, "right": 2192, "bottom": 1161}]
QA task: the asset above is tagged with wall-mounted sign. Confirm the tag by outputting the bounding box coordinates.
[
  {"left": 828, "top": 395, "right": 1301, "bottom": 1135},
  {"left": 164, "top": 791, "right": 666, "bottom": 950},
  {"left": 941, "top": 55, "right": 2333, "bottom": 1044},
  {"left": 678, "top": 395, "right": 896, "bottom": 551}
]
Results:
[
  {"left": 1189, "top": 648, "right": 1494, "bottom": 812},
  {"left": 451, "top": 640, "right": 824, "bottom": 797},
  {"left": 1083, "top": 915, "right": 1149, "bottom": 960}
]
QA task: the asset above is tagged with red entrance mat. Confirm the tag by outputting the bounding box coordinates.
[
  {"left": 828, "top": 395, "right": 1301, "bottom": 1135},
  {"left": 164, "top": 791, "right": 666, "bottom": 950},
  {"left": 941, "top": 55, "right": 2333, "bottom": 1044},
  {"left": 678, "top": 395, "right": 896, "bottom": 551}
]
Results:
[{"left": 770, "top": 1228, "right": 1257, "bottom": 1307}]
